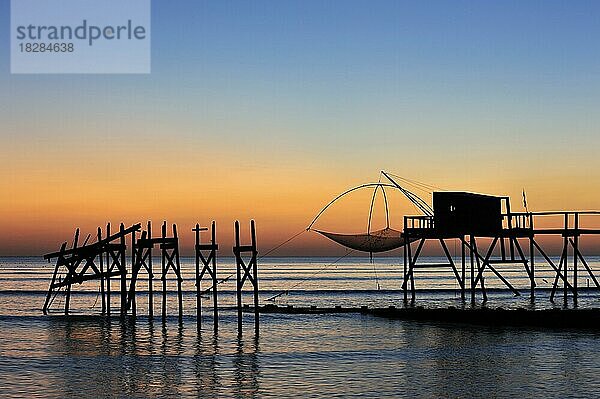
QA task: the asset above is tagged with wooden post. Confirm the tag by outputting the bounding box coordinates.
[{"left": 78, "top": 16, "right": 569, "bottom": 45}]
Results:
[
  {"left": 564, "top": 214, "right": 569, "bottom": 307},
  {"left": 410, "top": 243, "right": 416, "bottom": 303},
  {"left": 148, "top": 221, "right": 153, "bottom": 318},
  {"left": 251, "top": 220, "right": 259, "bottom": 333},
  {"left": 211, "top": 221, "right": 218, "bottom": 330},
  {"left": 461, "top": 236, "right": 466, "bottom": 300},
  {"left": 120, "top": 223, "right": 127, "bottom": 316},
  {"left": 235, "top": 221, "right": 242, "bottom": 333},
  {"left": 233, "top": 220, "right": 259, "bottom": 335},
  {"left": 403, "top": 228, "right": 408, "bottom": 303},
  {"left": 573, "top": 213, "right": 579, "bottom": 304},
  {"left": 161, "top": 221, "right": 167, "bottom": 320},
  {"left": 194, "top": 223, "right": 202, "bottom": 329},
  {"left": 131, "top": 229, "right": 137, "bottom": 317},
  {"left": 193, "top": 221, "right": 219, "bottom": 330},
  {"left": 506, "top": 200, "right": 515, "bottom": 261},
  {"left": 470, "top": 235, "right": 475, "bottom": 304},
  {"left": 98, "top": 227, "right": 106, "bottom": 315},
  {"left": 106, "top": 223, "right": 111, "bottom": 316},
  {"left": 174, "top": 224, "right": 183, "bottom": 319},
  {"left": 529, "top": 215, "right": 535, "bottom": 300}
]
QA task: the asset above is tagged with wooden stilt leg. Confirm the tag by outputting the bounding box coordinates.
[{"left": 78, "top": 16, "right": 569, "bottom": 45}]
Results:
[
  {"left": 131, "top": 231, "right": 137, "bottom": 318},
  {"left": 403, "top": 236, "right": 408, "bottom": 302},
  {"left": 563, "top": 214, "right": 569, "bottom": 307},
  {"left": 461, "top": 237, "right": 466, "bottom": 300},
  {"left": 195, "top": 223, "right": 201, "bottom": 329},
  {"left": 470, "top": 235, "right": 475, "bottom": 304},
  {"left": 148, "top": 222, "right": 153, "bottom": 319},
  {"left": 119, "top": 224, "right": 127, "bottom": 316},
  {"left": 252, "top": 220, "right": 259, "bottom": 335},
  {"left": 212, "top": 221, "right": 218, "bottom": 332},
  {"left": 573, "top": 214, "right": 579, "bottom": 305},
  {"left": 235, "top": 221, "right": 243, "bottom": 334},
  {"left": 106, "top": 223, "right": 111, "bottom": 316},
  {"left": 162, "top": 221, "right": 167, "bottom": 320},
  {"left": 99, "top": 228, "right": 106, "bottom": 315},
  {"left": 529, "top": 235, "right": 535, "bottom": 300}
]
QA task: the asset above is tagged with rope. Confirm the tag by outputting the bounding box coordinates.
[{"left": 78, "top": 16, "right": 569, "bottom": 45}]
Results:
[
  {"left": 381, "top": 171, "right": 434, "bottom": 216},
  {"left": 200, "top": 229, "right": 307, "bottom": 295},
  {"left": 200, "top": 229, "right": 308, "bottom": 296},
  {"left": 258, "top": 230, "right": 306, "bottom": 260},
  {"left": 372, "top": 261, "right": 380, "bottom": 290},
  {"left": 383, "top": 171, "right": 444, "bottom": 192},
  {"left": 200, "top": 273, "right": 234, "bottom": 295},
  {"left": 265, "top": 249, "right": 355, "bottom": 301}
]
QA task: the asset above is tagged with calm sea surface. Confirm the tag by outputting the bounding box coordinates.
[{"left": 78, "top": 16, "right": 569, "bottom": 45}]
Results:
[{"left": 1, "top": 256, "right": 600, "bottom": 398}]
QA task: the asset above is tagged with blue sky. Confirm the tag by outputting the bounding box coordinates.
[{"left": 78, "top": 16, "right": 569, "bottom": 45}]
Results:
[{"left": 2, "top": 1, "right": 599, "bottom": 151}]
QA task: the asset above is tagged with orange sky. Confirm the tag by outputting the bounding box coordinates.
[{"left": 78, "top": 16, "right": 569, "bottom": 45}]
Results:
[{"left": 1, "top": 140, "right": 599, "bottom": 256}]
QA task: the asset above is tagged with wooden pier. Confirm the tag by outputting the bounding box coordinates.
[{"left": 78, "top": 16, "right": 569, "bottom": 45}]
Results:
[{"left": 43, "top": 220, "right": 260, "bottom": 333}]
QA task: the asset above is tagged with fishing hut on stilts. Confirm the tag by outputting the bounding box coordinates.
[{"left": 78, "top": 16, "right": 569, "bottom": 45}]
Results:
[
  {"left": 307, "top": 171, "right": 600, "bottom": 307},
  {"left": 404, "top": 203, "right": 600, "bottom": 306}
]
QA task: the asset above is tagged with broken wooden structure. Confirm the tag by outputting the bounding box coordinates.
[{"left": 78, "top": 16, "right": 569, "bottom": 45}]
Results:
[
  {"left": 43, "top": 221, "right": 184, "bottom": 318},
  {"left": 42, "top": 221, "right": 185, "bottom": 318},
  {"left": 403, "top": 192, "right": 600, "bottom": 306},
  {"left": 43, "top": 223, "right": 141, "bottom": 315},
  {"left": 43, "top": 220, "right": 261, "bottom": 329}
]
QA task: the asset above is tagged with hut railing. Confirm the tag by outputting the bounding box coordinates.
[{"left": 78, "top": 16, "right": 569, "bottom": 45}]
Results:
[{"left": 404, "top": 215, "right": 434, "bottom": 230}]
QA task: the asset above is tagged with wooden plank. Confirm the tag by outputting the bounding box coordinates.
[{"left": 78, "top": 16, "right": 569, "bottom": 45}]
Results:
[
  {"left": 234, "top": 245, "right": 256, "bottom": 253},
  {"left": 43, "top": 223, "right": 141, "bottom": 259}
]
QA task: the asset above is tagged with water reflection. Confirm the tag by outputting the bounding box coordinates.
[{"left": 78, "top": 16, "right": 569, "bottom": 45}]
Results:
[
  {"left": 41, "top": 316, "right": 263, "bottom": 398},
  {"left": 194, "top": 333, "right": 221, "bottom": 398},
  {"left": 3, "top": 314, "right": 600, "bottom": 398},
  {"left": 232, "top": 335, "right": 260, "bottom": 399}
]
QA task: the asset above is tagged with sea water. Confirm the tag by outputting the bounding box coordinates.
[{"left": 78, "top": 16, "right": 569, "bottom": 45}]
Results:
[{"left": 1, "top": 256, "right": 600, "bottom": 398}]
